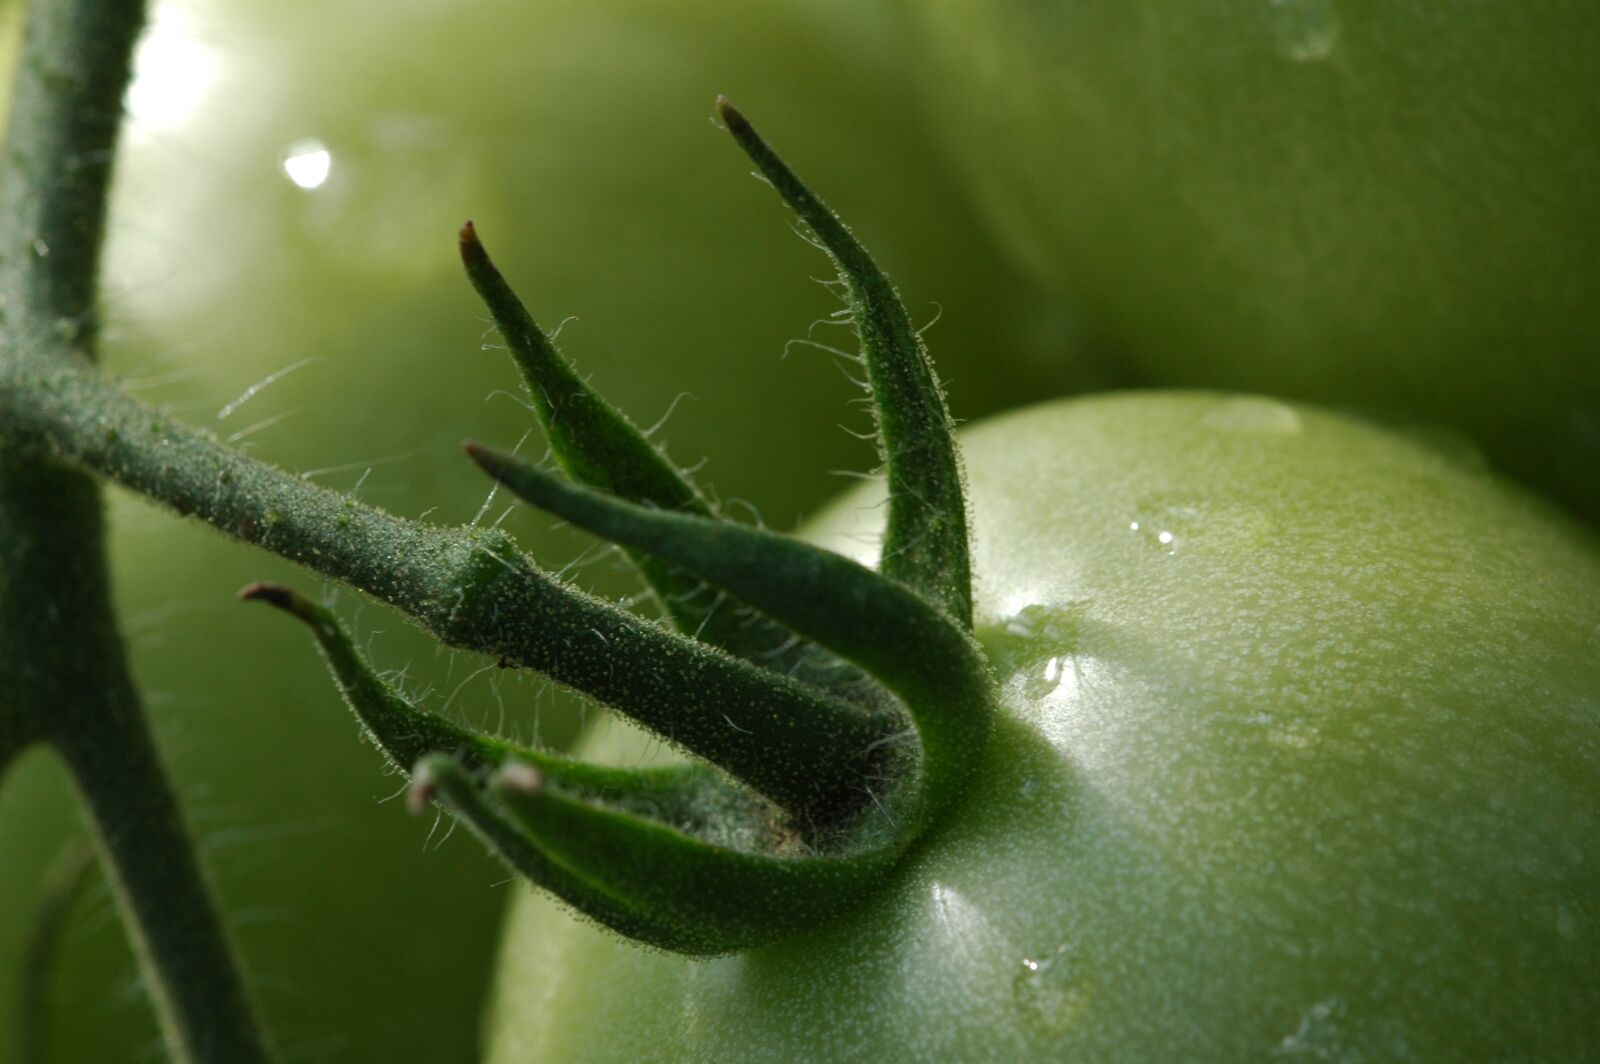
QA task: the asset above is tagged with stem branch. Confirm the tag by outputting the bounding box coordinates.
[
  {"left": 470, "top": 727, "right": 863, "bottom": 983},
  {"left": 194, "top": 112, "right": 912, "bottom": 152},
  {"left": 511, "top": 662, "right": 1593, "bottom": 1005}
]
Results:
[{"left": 2, "top": 350, "right": 894, "bottom": 817}]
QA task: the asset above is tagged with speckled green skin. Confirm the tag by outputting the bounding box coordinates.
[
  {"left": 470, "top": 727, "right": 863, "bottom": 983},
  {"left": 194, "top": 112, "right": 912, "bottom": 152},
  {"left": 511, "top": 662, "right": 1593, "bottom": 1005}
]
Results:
[
  {"left": 484, "top": 394, "right": 1600, "bottom": 1061},
  {"left": 904, "top": 2, "right": 1600, "bottom": 524}
]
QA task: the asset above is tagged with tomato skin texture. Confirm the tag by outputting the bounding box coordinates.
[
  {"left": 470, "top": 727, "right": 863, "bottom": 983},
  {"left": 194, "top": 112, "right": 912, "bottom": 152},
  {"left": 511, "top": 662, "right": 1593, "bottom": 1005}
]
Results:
[
  {"left": 903, "top": 2, "right": 1600, "bottom": 523},
  {"left": 484, "top": 394, "right": 1600, "bottom": 1061}
]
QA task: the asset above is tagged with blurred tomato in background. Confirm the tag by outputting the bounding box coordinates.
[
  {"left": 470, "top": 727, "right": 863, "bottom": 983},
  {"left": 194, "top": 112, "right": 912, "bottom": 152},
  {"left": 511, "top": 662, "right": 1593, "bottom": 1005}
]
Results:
[
  {"left": 904, "top": 1, "right": 1600, "bottom": 522},
  {"left": 0, "top": 1, "right": 1099, "bottom": 1060}
]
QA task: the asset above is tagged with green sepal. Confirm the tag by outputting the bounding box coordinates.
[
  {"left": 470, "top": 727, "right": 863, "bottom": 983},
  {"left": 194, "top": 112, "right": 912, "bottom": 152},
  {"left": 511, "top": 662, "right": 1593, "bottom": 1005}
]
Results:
[
  {"left": 487, "top": 761, "right": 900, "bottom": 954},
  {"left": 406, "top": 752, "right": 694, "bottom": 952},
  {"left": 239, "top": 582, "right": 489, "bottom": 771},
  {"left": 238, "top": 580, "right": 725, "bottom": 792},
  {"left": 240, "top": 580, "right": 782, "bottom": 812},
  {"left": 241, "top": 554, "right": 894, "bottom": 823},
  {"left": 242, "top": 583, "right": 905, "bottom": 951},
  {"left": 242, "top": 578, "right": 962, "bottom": 953},
  {"left": 718, "top": 97, "right": 972, "bottom": 628},
  {"left": 463, "top": 446, "right": 993, "bottom": 827},
  {"left": 239, "top": 104, "right": 997, "bottom": 957},
  {"left": 458, "top": 222, "right": 851, "bottom": 689}
]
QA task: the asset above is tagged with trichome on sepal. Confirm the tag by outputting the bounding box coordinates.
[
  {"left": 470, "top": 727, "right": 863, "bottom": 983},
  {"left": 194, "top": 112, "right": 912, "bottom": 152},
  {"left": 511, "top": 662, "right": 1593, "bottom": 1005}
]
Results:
[{"left": 248, "top": 99, "right": 995, "bottom": 955}]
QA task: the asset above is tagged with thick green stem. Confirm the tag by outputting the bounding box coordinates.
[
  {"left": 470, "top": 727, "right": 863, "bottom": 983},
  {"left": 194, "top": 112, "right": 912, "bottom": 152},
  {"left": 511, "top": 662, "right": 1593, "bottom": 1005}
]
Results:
[
  {"left": 59, "top": 712, "right": 277, "bottom": 1061},
  {"left": 0, "top": 460, "right": 275, "bottom": 1064},
  {"left": 0, "top": 0, "right": 275, "bottom": 1060},
  {"left": 0, "top": 353, "right": 895, "bottom": 816}
]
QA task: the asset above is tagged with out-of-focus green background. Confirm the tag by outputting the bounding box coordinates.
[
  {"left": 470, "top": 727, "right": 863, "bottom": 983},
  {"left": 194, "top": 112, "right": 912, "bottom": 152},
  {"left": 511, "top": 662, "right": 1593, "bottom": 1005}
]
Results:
[
  {"left": 0, "top": 1, "right": 1100, "bottom": 1061},
  {"left": 900, "top": 0, "right": 1600, "bottom": 523}
]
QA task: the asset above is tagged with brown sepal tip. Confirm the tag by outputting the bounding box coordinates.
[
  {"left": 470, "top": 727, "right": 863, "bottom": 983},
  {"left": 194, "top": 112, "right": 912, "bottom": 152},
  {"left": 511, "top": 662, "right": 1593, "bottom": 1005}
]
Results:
[
  {"left": 462, "top": 440, "right": 504, "bottom": 476},
  {"left": 238, "top": 581, "right": 295, "bottom": 610},
  {"left": 715, "top": 95, "right": 750, "bottom": 136},
  {"left": 458, "top": 220, "right": 487, "bottom": 267}
]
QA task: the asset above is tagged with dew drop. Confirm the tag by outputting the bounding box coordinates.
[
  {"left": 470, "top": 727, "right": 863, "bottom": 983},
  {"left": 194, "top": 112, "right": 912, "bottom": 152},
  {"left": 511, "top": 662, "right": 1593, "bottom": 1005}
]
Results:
[
  {"left": 1201, "top": 396, "right": 1303, "bottom": 435},
  {"left": 1129, "top": 498, "right": 1204, "bottom": 555},
  {"left": 1265, "top": 0, "right": 1341, "bottom": 63},
  {"left": 986, "top": 603, "right": 1089, "bottom": 701},
  {"left": 1133, "top": 493, "right": 1281, "bottom": 555},
  {"left": 1025, "top": 655, "right": 1073, "bottom": 700},
  {"left": 1012, "top": 942, "right": 1088, "bottom": 1032}
]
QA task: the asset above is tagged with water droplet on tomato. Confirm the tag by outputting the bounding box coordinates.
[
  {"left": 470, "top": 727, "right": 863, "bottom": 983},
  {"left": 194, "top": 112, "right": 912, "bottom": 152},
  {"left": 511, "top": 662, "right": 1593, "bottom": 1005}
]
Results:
[
  {"left": 1026, "top": 654, "right": 1083, "bottom": 700},
  {"left": 1131, "top": 493, "right": 1281, "bottom": 557},
  {"left": 983, "top": 603, "right": 1090, "bottom": 701},
  {"left": 1012, "top": 941, "right": 1088, "bottom": 1032},
  {"left": 1130, "top": 498, "right": 1204, "bottom": 555}
]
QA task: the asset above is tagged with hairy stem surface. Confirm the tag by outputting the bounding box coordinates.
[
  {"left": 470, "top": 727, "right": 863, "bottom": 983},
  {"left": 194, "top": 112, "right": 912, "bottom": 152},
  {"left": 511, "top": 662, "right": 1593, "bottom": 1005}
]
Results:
[
  {"left": 1, "top": 352, "right": 895, "bottom": 817},
  {"left": 0, "top": 0, "right": 275, "bottom": 1059}
]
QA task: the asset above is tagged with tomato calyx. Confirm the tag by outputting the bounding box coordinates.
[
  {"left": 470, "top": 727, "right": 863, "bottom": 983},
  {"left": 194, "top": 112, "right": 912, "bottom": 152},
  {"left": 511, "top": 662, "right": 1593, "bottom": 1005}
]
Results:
[{"left": 243, "top": 102, "right": 995, "bottom": 955}]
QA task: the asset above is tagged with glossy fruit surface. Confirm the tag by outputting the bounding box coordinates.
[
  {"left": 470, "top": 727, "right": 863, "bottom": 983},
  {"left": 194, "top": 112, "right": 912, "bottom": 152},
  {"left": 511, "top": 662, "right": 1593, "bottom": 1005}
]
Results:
[
  {"left": 484, "top": 393, "right": 1600, "bottom": 1061},
  {"left": 903, "top": 2, "right": 1600, "bottom": 522},
  {"left": 0, "top": 2, "right": 1087, "bottom": 1060}
]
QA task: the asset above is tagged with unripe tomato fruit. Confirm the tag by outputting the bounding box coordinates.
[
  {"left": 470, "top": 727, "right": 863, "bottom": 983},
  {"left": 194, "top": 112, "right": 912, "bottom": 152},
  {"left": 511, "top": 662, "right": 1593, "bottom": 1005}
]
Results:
[{"left": 485, "top": 393, "right": 1600, "bottom": 1062}]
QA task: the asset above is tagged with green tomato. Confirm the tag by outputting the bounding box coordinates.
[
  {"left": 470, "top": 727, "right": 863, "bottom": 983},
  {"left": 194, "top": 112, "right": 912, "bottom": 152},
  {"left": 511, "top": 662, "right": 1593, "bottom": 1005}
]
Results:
[
  {"left": 484, "top": 393, "right": 1600, "bottom": 1061},
  {"left": 902, "top": 2, "right": 1600, "bottom": 523},
  {"left": 0, "top": 2, "right": 1094, "bottom": 1061}
]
